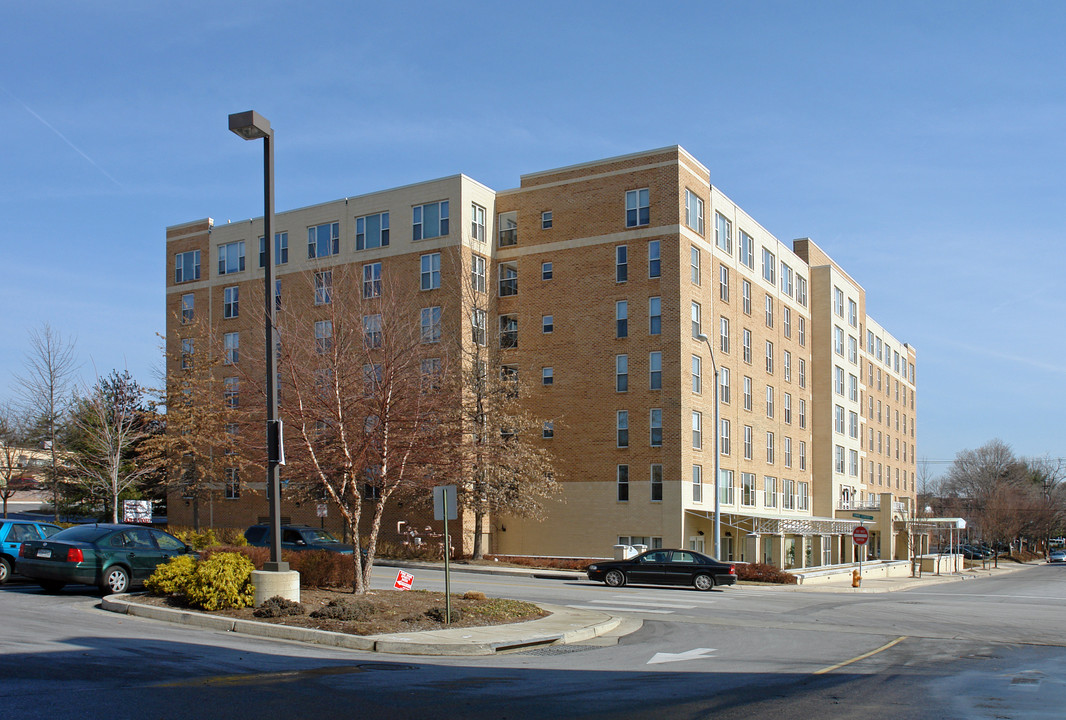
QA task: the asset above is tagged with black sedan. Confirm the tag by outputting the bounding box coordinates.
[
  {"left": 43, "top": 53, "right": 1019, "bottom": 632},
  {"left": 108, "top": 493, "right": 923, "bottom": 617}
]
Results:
[
  {"left": 17, "top": 523, "right": 195, "bottom": 594},
  {"left": 587, "top": 549, "right": 737, "bottom": 591}
]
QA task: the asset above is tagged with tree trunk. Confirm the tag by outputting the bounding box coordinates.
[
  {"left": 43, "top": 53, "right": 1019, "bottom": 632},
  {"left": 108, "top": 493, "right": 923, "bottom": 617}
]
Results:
[{"left": 472, "top": 509, "right": 485, "bottom": 560}]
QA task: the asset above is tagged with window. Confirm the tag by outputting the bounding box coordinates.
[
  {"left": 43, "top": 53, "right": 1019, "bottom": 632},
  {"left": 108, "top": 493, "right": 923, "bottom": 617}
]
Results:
[
  {"left": 691, "top": 355, "right": 702, "bottom": 394},
  {"left": 798, "top": 315, "right": 806, "bottom": 346},
  {"left": 354, "top": 212, "right": 389, "bottom": 251},
  {"left": 796, "top": 274, "right": 807, "bottom": 307},
  {"left": 648, "top": 240, "right": 661, "bottom": 278},
  {"left": 742, "top": 279, "right": 751, "bottom": 315},
  {"left": 719, "top": 470, "right": 734, "bottom": 505},
  {"left": 784, "top": 436, "right": 792, "bottom": 467},
  {"left": 617, "top": 465, "right": 629, "bottom": 501},
  {"left": 259, "top": 232, "right": 289, "bottom": 266},
  {"left": 314, "top": 271, "right": 332, "bottom": 305},
  {"left": 616, "top": 300, "right": 628, "bottom": 338},
  {"left": 685, "top": 189, "right": 705, "bottom": 234},
  {"left": 783, "top": 351, "right": 791, "bottom": 382},
  {"left": 175, "top": 250, "right": 200, "bottom": 283},
  {"left": 766, "top": 431, "right": 775, "bottom": 463},
  {"left": 720, "top": 317, "right": 730, "bottom": 353},
  {"left": 743, "top": 376, "right": 753, "bottom": 411},
  {"left": 742, "top": 472, "right": 755, "bottom": 507},
  {"left": 420, "top": 307, "right": 442, "bottom": 343},
  {"left": 223, "top": 332, "right": 239, "bottom": 365},
  {"left": 217, "top": 241, "right": 245, "bottom": 275},
  {"left": 542, "top": 420, "right": 554, "bottom": 439},
  {"left": 848, "top": 298, "right": 858, "bottom": 327},
  {"left": 780, "top": 263, "right": 793, "bottom": 297},
  {"left": 180, "top": 338, "right": 194, "bottom": 370},
  {"left": 798, "top": 482, "right": 809, "bottom": 511},
  {"left": 691, "top": 246, "right": 701, "bottom": 284},
  {"left": 799, "top": 398, "right": 806, "bottom": 429},
  {"left": 616, "top": 354, "right": 628, "bottom": 391},
  {"left": 625, "top": 188, "right": 650, "bottom": 227},
  {"left": 765, "top": 341, "right": 774, "bottom": 373},
  {"left": 849, "top": 335, "right": 858, "bottom": 364},
  {"left": 275, "top": 279, "right": 282, "bottom": 310},
  {"left": 719, "top": 265, "right": 730, "bottom": 301},
  {"left": 799, "top": 358, "right": 806, "bottom": 388},
  {"left": 650, "top": 465, "right": 663, "bottom": 502},
  {"left": 738, "top": 230, "right": 753, "bottom": 268},
  {"left": 762, "top": 247, "right": 776, "bottom": 284},
  {"left": 720, "top": 367, "right": 730, "bottom": 403},
  {"left": 835, "top": 445, "right": 846, "bottom": 474},
  {"left": 649, "top": 297, "right": 662, "bottom": 335},
  {"left": 650, "top": 409, "right": 662, "bottom": 447},
  {"left": 649, "top": 352, "right": 662, "bottom": 390},
  {"left": 766, "top": 385, "right": 774, "bottom": 418},
  {"left": 363, "top": 262, "right": 382, "bottom": 299},
  {"left": 471, "top": 255, "right": 487, "bottom": 293},
  {"left": 617, "top": 411, "right": 629, "bottom": 447},
  {"left": 223, "top": 286, "right": 239, "bottom": 319},
  {"left": 364, "top": 314, "right": 383, "bottom": 348},
  {"left": 180, "top": 293, "right": 194, "bottom": 323},
  {"left": 783, "top": 306, "right": 791, "bottom": 338},
  {"left": 720, "top": 418, "right": 730, "bottom": 455},
  {"left": 693, "top": 465, "right": 703, "bottom": 502},
  {"left": 765, "top": 476, "right": 778, "bottom": 508},
  {"left": 413, "top": 201, "right": 449, "bottom": 240},
  {"left": 849, "top": 410, "right": 859, "bottom": 438},
  {"left": 224, "top": 376, "right": 239, "bottom": 408},
  {"left": 834, "top": 405, "right": 845, "bottom": 434},
  {"left": 307, "top": 222, "right": 340, "bottom": 258},
  {"left": 835, "top": 366, "right": 845, "bottom": 395},
  {"left": 691, "top": 302, "right": 702, "bottom": 338},
  {"left": 744, "top": 425, "right": 753, "bottom": 460},
  {"left": 765, "top": 294, "right": 773, "bottom": 328},
  {"left": 542, "top": 211, "right": 553, "bottom": 229},
  {"left": 499, "top": 314, "right": 518, "bottom": 349},
  {"left": 692, "top": 411, "right": 702, "bottom": 449},
  {"left": 542, "top": 367, "right": 554, "bottom": 386},
  {"left": 834, "top": 326, "right": 845, "bottom": 356},
  {"left": 421, "top": 253, "right": 442, "bottom": 290},
  {"left": 849, "top": 449, "right": 859, "bottom": 477},
  {"left": 783, "top": 478, "right": 794, "bottom": 509},
  {"left": 742, "top": 329, "right": 752, "bottom": 363},
  {"left": 472, "top": 308, "right": 486, "bottom": 345},
  {"left": 715, "top": 212, "right": 732, "bottom": 253},
  {"left": 315, "top": 320, "right": 333, "bottom": 354},
  {"left": 498, "top": 262, "right": 518, "bottom": 297},
  {"left": 542, "top": 315, "right": 553, "bottom": 334},
  {"left": 616, "top": 245, "right": 628, "bottom": 282},
  {"left": 784, "top": 392, "right": 792, "bottom": 424},
  {"left": 799, "top": 441, "right": 806, "bottom": 471},
  {"left": 496, "top": 209, "right": 515, "bottom": 246},
  {"left": 224, "top": 468, "right": 240, "bottom": 499},
  {"left": 542, "top": 261, "right": 553, "bottom": 280}
]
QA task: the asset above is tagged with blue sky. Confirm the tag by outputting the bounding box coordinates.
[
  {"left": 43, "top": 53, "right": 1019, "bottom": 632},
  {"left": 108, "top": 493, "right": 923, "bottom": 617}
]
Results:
[{"left": 1, "top": 1, "right": 1063, "bottom": 469}]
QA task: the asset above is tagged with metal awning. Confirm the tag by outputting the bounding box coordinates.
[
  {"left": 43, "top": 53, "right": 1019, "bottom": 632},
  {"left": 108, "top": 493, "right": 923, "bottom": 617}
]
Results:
[{"left": 686, "top": 509, "right": 861, "bottom": 537}]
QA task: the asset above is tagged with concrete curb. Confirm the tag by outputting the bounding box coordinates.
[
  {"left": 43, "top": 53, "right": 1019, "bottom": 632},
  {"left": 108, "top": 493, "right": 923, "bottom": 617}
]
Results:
[{"left": 101, "top": 595, "right": 620, "bottom": 656}]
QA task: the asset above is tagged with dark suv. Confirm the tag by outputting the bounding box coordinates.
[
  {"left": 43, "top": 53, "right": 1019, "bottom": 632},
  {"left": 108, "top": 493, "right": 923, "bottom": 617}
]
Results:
[{"left": 244, "top": 525, "right": 357, "bottom": 555}]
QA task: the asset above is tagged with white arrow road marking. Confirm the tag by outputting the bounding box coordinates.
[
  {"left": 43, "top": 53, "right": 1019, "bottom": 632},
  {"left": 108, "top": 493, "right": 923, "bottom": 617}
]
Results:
[{"left": 647, "top": 648, "right": 717, "bottom": 665}]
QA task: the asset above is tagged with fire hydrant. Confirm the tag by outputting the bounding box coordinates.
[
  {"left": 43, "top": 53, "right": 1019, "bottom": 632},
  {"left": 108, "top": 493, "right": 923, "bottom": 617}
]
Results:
[{"left": 851, "top": 569, "right": 862, "bottom": 588}]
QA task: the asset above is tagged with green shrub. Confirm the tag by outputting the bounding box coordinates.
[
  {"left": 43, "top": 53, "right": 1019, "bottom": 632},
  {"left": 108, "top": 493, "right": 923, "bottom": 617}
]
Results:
[
  {"left": 309, "top": 598, "right": 376, "bottom": 621},
  {"left": 201, "top": 544, "right": 270, "bottom": 569},
  {"left": 170, "top": 527, "right": 219, "bottom": 551},
  {"left": 253, "top": 595, "right": 305, "bottom": 618},
  {"left": 185, "top": 552, "right": 256, "bottom": 610},
  {"left": 216, "top": 527, "right": 248, "bottom": 546},
  {"left": 424, "top": 606, "right": 461, "bottom": 623},
  {"left": 146, "top": 554, "right": 198, "bottom": 596},
  {"left": 288, "top": 550, "right": 356, "bottom": 588}
]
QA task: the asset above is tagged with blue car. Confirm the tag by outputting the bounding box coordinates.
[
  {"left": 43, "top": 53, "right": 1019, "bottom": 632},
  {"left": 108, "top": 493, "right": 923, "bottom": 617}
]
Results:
[{"left": 0, "top": 519, "right": 64, "bottom": 583}]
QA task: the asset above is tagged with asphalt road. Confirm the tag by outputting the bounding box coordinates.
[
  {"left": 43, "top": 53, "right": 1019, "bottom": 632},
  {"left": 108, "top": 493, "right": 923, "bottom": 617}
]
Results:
[{"left": 2, "top": 563, "right": 1065, "bottom": 719}]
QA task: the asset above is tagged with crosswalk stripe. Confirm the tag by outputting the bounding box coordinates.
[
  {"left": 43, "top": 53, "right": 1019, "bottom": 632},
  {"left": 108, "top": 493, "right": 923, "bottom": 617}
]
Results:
[
  {"left": 567, "top": 604, "right": 675, "bottom": 614},
  {"left": 591, "top": 599, "right": 700, "bottom": 609}
]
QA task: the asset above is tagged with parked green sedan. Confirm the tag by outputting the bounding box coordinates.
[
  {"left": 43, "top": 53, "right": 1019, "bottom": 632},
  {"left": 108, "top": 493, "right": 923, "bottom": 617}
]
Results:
[{"left": 17, "top": 523, "right": 194, "bottom": 594}]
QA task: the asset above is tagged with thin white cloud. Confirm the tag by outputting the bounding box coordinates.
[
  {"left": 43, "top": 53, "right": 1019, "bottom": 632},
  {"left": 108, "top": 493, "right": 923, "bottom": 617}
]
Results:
[{"left": 938, "top": 338, "right": 1066, "bottom": 375}]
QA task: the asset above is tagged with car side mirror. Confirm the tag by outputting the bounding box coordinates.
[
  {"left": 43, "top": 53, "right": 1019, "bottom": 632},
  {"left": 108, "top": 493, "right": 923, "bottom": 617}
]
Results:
[
  {"left": 295, "top": 539, "right": 307, "bottom": 546},
  {"left": 184, "top": 545, "right": 194, "bottom": 553}
]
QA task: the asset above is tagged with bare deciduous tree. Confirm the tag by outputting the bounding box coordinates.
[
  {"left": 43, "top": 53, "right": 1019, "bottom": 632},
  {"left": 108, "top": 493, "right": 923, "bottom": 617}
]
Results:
[
  {"left": 0, "top": 403, "right": 31, "bottom": 518},
  {"left": 14, "top": 324, "right": 79, "bottom": 521}
]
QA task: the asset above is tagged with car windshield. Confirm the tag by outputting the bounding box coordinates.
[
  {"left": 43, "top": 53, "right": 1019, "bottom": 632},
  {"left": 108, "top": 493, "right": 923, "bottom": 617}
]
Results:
[
  {"left": 49, "top": 525, "right": 112, "bottom": 543},
  {"left": 305, "top": 529, "right": 340, "bottom": 543}
]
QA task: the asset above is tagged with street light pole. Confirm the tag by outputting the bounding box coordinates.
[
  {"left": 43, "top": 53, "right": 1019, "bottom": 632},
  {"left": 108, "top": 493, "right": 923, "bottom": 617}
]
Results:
[
  {"left": 228, "top": 110, "right": 287, "bottom": 574},
  {"left": 696, "top": 333, "right": 721, "bottom": 560}
]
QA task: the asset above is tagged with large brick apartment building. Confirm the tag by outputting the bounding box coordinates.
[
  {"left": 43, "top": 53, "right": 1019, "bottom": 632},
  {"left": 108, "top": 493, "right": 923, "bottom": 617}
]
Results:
[{"left": 165, "top": 146, "right": 918, "bottom": 568}]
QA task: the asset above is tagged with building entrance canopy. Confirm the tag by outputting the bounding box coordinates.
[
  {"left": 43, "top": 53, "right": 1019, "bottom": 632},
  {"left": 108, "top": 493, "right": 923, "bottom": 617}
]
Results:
[{"left": 687, "top": 510, "right": 860, "bottom": 537}]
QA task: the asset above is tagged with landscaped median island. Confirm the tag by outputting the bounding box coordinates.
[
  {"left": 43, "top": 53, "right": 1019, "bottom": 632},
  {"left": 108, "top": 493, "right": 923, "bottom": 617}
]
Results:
[{"left": 139, "top": 550, "right": 547, "bottom": 636}]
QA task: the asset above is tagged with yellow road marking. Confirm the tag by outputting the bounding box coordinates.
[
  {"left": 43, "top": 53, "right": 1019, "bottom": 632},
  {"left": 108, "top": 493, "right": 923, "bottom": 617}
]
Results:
[
  {"left": 152, "top": 665, "right": 368, "bottom": 688},
  {"left": 813, "top": 636, "right": 907, "bottom": 675}
]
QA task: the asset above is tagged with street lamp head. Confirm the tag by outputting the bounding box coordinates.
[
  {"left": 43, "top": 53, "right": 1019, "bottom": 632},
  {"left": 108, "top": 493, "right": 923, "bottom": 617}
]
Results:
[
  {"left": 695, "top": 333, "right": 709, "bottom": 343},
  {"left": 228, "top": 110, "right": 271, "bottom": 140}
]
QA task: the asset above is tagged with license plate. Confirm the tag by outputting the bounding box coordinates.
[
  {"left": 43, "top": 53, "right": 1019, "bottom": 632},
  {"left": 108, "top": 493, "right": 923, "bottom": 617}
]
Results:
[{"left": 37, "top": 548, "right": 52, "bottom": 559}]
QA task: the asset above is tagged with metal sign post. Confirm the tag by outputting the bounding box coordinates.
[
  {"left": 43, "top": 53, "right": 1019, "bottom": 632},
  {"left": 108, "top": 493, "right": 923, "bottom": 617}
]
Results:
[{"left": 433, "top": 485, "right": 458, "bottom": 625}]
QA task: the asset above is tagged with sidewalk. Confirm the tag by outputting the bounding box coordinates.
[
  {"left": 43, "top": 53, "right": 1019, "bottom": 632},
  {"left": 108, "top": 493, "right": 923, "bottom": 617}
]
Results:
[{"left": 744, "top": 558, "right": 1041, "bottom": 593}]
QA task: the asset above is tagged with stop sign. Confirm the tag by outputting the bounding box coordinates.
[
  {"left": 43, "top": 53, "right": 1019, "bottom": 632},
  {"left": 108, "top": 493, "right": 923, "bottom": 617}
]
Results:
[{"left": 852, "top": 526, "right": 869, "bottom": 545}]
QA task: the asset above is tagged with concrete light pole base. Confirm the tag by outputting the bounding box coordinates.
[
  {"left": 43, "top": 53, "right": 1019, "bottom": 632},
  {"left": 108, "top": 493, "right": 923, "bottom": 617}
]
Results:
[{"left": 252, "top": 569, "right": 301, "bottom": 606}]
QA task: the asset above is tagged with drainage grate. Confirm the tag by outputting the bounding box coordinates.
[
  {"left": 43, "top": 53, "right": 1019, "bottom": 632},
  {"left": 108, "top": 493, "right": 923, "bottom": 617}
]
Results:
[{"left": 515, "top": 644, "right": 600, "bottom": 656}]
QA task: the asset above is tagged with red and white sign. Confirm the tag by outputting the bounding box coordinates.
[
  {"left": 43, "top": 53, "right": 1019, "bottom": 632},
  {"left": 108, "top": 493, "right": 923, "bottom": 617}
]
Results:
[
  {"left": 852, "top": 526, "right": 869, "bottom": 545},
  {"left": 394, "top": 569, "right": 414, "bottom": 591}
]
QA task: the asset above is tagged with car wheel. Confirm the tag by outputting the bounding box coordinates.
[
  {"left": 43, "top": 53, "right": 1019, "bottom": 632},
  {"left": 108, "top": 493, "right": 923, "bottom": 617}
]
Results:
[
  {"left": 693, "top": 574, "right": 715, "bottom": 591},
  {"left": 39, "top": 580, "right": 65, "bottom": 593},
  {"left": 101, "top": 566, "right": 130, "bottom": 595},
  {"left": 604, "top": 569, "right": 626, "bottom": 587},
  {"left": 0, "top": 557, "right": 11, "bottom": 584}
]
